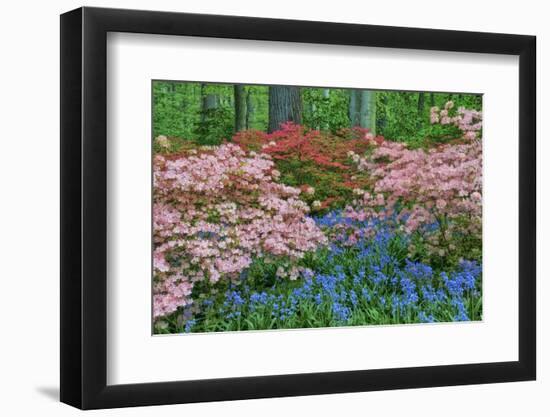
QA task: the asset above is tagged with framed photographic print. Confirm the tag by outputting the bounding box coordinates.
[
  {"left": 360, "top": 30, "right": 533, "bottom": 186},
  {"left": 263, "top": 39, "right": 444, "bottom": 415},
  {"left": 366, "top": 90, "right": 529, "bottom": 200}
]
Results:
[{"left": 60, "top": 6, "right": 536, "bottom": 409}]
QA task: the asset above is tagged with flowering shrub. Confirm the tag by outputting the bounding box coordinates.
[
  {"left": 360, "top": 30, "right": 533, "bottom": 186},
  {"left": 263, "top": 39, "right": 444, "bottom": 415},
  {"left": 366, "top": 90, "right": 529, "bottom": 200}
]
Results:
[
  {"left": 230, "top": 129, "right": 268, "bottom": 152},
  {"left": 232, "top": 123, "right": 375, "bottom": 210},
  {"left": 344, "top": 104, "right": 482, "bottom": 259},
  {"left": 175, "top": 215, "right": 482, "bottom": 333},
  {"left": 153, "top": 143, "right": 327, "bottom": 318},
  {"left": 430, "top": 100, "right": 483, "bottom": 141},
  {"left": 153, "top": 135, "right": 199, "bottom": 154},
  {"left": 164, "top": 123, "right": 382, "bottom": 211},
  {"left": 233, "top": 123, "right": 373, "bottom": 168}
]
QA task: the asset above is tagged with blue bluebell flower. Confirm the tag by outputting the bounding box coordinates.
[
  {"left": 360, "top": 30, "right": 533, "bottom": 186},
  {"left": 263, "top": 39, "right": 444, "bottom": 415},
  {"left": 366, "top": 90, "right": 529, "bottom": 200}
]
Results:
[
  {"left": 361, "top": 287, "right": 371, "bottom": 302},
  {"left": 332, "top": 302, "right": 351, "bottom": 323},
  {"left": 452, "top": 298, "right": 470, "bottom": 321},
  {"left": 421, "top": 285, "right": 437, "bottom": 303},
  {"left": 184, "top": 319, "right": 196, "bottom": 333},
  {"left": 349, "top": 290, "right": 358, "bottom": 307},
  {"left": 314, "top": 293, "right": 323, "bottom": 305},
  {"left": 224, "top": 290, "right": 245, "bottom": 308},
  {"left": 418, "top": 311, "right": 435, "bottom": 323}
]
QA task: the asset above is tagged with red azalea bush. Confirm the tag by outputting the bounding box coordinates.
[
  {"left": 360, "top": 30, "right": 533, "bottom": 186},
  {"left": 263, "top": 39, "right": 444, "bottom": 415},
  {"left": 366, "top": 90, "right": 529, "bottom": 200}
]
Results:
[
  {"left": 232, "top": 123, "right": 378, "bottom": 210},
  {"left": 232, "top": 123, "right": 378, "bottom": 168}
]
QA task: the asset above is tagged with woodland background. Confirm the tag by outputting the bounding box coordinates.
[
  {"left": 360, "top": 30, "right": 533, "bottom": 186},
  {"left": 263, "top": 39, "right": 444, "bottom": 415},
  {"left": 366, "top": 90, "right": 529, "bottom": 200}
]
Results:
[{"left": 153, "top": 81, "right": 482, "bottom": 146}]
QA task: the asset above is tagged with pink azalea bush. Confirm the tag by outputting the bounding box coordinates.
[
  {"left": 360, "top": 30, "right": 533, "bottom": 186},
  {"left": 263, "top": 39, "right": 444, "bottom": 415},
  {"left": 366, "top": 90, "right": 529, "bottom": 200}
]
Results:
[
  {"left": 430, "top": 100, "right": 483, "bottom": 141},
  {"left": 345, "top": 102, "right": 482, "bottom": 256},
  {"left": 153, "top": 143, "right": 327, "bottom": 318}
]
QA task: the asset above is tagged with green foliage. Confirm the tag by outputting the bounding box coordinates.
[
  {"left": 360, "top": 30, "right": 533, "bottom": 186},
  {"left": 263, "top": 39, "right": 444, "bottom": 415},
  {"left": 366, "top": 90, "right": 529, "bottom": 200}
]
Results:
[
  {"left": 245, "top": 86, "right": 269, "bottom": 131},
  {"left": 302, "top": 88, "right": 350, "bottom": 133},
  {"left": 152, "top": 136, "right": 191, "bottom": 154},
  {"left": 277, "top": 159, "right": 354, "bottom": 211},
  {"left": 408, "top": 219, "right": 483, "bottom": 271},
  {"left": 152, "top": 81, "right": 482, "bottom": 149},
  {"left": 194, "top": 106, "right": 234, "bottom": 145},
  {"left": 377, "top": 91, "right": 482, "bottom": 147},
  {"left": 376, "top": 92, "right": 420, "bottom": 143},
  {"left": 152, "top": 81, "right": 201, "bottom": 139}
]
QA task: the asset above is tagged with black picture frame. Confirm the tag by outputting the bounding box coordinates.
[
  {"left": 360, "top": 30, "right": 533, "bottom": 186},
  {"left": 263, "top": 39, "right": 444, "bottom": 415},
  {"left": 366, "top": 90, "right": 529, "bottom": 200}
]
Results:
[{"left": 60, "top": 6, "right": 536, "bottom": 410}]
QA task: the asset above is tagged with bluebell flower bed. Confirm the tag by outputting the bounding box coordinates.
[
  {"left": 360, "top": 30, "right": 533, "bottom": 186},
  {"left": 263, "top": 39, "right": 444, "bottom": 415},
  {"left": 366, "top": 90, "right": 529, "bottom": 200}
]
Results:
[{"left": 157, "top": 210, "right": 482, "bottom": 333}]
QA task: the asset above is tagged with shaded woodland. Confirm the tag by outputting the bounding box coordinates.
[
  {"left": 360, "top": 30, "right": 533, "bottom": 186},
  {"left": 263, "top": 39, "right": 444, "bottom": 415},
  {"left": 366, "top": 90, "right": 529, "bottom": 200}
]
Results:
[{"left": 152, "top": 81, "right": 482, "bottom": 147}]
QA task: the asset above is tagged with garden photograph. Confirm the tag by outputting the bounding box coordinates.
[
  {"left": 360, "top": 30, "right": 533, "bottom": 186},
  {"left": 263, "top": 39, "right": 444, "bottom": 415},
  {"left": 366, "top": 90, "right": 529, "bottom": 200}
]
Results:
[{"left": 152, "top": 81, "right": 483, "bottom": 334}]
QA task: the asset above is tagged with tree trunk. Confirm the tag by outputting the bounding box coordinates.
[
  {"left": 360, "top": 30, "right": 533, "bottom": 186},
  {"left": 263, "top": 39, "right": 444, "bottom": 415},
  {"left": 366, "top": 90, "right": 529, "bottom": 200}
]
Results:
[
  {"left": 311, "top": 102, "right": 317, "bottom": 128},
  {"left": 200, "top": 84, "right": 218, "bottom": 124},
  {"left": 234, "top": 85, "right": 247, "bottom": 132},
  {"left": 322, "top": 89, "right": 330, "bottom": 130},
  {"left": 430, "top": 92, "right": 435, "bottom": 107},
  {"left": 245, "top": 88, "right": 254, "bottom": 129},
  {"left": 359, "top": 90, "right": 376, "bottom": 134},
  {"left": 417, "top": 93, "right": 425, "bottom": 115},
  {"left": 268, "top": 86, "right": 302, "bottom": 133},
  {"left": 349, "top": 90, "right": 361, "bottom": 127},
  {"left": 377, "top": 93, "right": 388, "bottom": 134},
  {"left": 204, "top": 96, "right": 218, "bottom": 110},
  {"left": 200, "top": 84, "right": 206, "bottom": 124}
]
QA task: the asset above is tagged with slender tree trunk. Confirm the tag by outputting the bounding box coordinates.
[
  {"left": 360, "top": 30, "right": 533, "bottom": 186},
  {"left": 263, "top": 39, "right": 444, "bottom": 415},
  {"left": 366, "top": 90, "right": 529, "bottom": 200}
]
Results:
[
  {"left": 200, "top": 83, "right": 220, "bottom": 144},
  {"left": 322, "top": 89, "right": 330, "bottom": 130},
  {"left": 311, "top": 102, "right": 317, "bottom": 128},
  {"left": 359, "top": 90, "right": 376, "bottom": 134},
  {"left": 201, "top": 84, "right": 218, "bottom": 123},
  {"left": 245, "top": 88, "right": 254, "bottom": 129},
  {"left": 234, "top": 85, "right": 247, "bottom": 132},
  {"left": 203, "top": 94, "right": 218, "bottom": 110},
  {"left": 430, "top": 92, "right": 435, "bottom": 107},
  {"left": 377, "top": 93, "right": 388, "bottom": 134},
  {"left": 417, "top": 93, "right": 425, "bottom": 115},
  {"left": 268, "top": 86, "right": 302, "bottom": 133},
  {"left": 200, "top": 84, "right": 207, "bottom": 124},
  {"left": 349, "top": 89, "right": 361, "bottom": 127}
]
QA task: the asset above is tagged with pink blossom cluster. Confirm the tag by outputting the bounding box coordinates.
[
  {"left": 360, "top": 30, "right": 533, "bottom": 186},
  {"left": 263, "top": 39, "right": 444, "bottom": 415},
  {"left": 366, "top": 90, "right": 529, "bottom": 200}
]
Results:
[
  {"left": 430, "top": 101, "right": 483, "bottom": 140},
  {"left": 345, "top": 109, "right": 482, "bottom": 254},
  {"left": 153, "top": 143, "right": 327, "bottom": 318}
]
